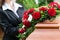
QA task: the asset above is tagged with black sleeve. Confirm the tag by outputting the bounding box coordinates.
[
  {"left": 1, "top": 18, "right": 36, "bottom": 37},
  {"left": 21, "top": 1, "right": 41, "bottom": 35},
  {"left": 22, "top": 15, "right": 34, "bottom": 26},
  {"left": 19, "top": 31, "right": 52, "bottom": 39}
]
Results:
[{"left": 0, "top": 9, "right": 19, "bottom": 36}]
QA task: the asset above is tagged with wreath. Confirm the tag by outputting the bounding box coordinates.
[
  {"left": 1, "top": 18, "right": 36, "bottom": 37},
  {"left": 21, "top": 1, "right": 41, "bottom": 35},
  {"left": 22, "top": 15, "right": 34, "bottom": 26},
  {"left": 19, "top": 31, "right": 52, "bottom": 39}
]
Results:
[{"left": 16, "top": 2, "right": 60, "bottom": 40}]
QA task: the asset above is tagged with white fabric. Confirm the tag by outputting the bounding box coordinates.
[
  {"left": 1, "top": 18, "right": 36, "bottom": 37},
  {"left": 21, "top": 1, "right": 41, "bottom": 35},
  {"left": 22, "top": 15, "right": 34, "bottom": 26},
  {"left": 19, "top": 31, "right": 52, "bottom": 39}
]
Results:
[{"left": 2, "top": 1, "right": 22, "bottom": 18}]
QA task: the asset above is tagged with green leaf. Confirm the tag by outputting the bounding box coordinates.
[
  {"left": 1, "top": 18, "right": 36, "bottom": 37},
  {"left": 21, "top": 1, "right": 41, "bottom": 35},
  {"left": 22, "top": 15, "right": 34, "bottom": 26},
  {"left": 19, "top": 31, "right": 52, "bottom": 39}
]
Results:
[
  {"left": 21, "top": 33, "right": 26, "bottom": 38},
  {"left": 16, "top": 34, "right": 21, "bottom": 38},
  {"left": 19, "top": 23, "right": 23, "bottom": 28},
  {"left": 25, "top": 27, "right": 35, "bottom": 38},
  {"left": 56, "top": 10, "right": 60, "bottom": 15}
]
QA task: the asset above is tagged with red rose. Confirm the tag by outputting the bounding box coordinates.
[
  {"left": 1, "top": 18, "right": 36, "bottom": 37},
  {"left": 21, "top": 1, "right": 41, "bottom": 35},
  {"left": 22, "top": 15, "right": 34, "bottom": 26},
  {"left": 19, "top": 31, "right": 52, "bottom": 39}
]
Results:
[
  {"left": 28, "top": 8, "right": 34, "bottom": 13},
  {"left": 22, "top": 10, "right": 29, "bottom": 20},
  {"left": 22, "top": 20, "right": 31, "bottom": 28},
  {"left": 39, "top": 7, "right": 47, "bottom": 11},
  {"left": 49, "top": 2, "right": 58, "bottom": 7},
  {"left": 32, "top": 12, "right": 41, "bottom": 20},
  {"left": 23, "top": 14, "right": 28, "bottom": 20},
  {"left": 18, "top": 28, "right": 25, "bottom": 34},
  {"left": 48, "top": 8, "right": 56, "bottom": 17}
]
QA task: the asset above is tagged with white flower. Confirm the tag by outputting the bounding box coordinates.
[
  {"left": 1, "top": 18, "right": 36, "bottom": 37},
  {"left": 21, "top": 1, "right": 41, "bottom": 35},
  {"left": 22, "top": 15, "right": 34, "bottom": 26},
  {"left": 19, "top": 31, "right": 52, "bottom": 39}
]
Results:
[
  {"left": 22, "top": 25, "right": 25, "bottom": 28},
  {"left": 28, "top": 14, "right": 32, "bottom": 22}
]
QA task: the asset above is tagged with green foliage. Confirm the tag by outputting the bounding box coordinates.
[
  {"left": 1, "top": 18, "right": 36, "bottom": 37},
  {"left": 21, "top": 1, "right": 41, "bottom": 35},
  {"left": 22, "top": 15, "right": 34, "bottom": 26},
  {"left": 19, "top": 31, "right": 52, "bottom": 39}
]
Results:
[
  {"left": 16, "top": 0, "right": 23, "bottom": 4},
  {"left": 19, "top": 23, "right": 23, "bottom": 28},
  {"left": 25, "top": 27, "right": 35, "bottom": 38},
  {"left": 16, "top": 0, "right": 53, "bottom": 9},
  {"left": 38, "top": 0, "right": 48, "bottom": 6},
  {"left": 23, "top": 0, "right": 39, "bottom": 9},
  {"left": 47, "top": 0, "right": 54, "bottom": 3}
]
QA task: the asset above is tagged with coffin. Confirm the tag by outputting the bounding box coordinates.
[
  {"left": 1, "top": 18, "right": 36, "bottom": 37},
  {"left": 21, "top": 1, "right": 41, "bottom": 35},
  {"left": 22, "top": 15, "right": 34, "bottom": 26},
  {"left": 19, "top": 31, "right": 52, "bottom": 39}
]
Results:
[
  {"left": 26, "top": 16, "right": 60, "bottom": 40},
  {"left": 35, "top": 17, "right": 60, "bottom": 29}
]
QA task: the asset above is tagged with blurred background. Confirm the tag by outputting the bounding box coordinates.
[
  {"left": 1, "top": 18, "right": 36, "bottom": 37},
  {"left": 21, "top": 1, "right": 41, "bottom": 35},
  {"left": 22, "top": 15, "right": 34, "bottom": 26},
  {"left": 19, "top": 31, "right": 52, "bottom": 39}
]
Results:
[{"left": 16, "top": 0, "right": 54, "bottom": 9}]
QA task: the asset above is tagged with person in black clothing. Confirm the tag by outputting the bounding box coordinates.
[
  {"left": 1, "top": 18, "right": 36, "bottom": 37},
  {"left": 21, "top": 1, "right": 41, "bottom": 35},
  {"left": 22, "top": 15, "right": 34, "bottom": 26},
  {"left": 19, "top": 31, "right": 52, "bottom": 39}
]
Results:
[{"left": 0, "top": 0, "right": 25, "bottom": 40}]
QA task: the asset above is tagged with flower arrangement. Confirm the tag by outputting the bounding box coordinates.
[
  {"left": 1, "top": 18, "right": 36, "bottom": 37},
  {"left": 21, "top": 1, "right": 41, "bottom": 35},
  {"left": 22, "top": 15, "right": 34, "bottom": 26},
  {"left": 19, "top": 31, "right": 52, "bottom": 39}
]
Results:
[{"left": 16, "top": 2, "right": 60, "bottom": 40}]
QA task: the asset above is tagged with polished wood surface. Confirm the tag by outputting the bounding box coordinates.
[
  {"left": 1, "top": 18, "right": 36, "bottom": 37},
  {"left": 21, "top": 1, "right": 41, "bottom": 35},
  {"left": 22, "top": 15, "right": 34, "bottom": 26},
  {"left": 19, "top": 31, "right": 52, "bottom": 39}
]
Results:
[
  {"left": 26, "top": 18, "right": 60, "bottom": 40},
  {"left": 26, "top": 29, "right": 60, "bottom": 40},
  {"left": 35, "top": 19, "right": 60, "bottom": 29}
]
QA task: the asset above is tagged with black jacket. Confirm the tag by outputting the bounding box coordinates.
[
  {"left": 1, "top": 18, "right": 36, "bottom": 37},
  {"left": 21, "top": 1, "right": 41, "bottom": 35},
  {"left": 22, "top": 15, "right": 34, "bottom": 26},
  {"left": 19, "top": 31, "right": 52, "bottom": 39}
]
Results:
[{"left": 0, "top": 7, "right": 25, "bottom": 40}]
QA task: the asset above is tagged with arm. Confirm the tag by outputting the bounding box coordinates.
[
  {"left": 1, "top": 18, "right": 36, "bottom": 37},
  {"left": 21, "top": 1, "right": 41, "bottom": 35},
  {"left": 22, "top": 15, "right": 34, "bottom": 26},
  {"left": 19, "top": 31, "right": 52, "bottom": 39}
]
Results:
[{"left": 0, "top": 9, "right": 19, "bottom": 36}]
